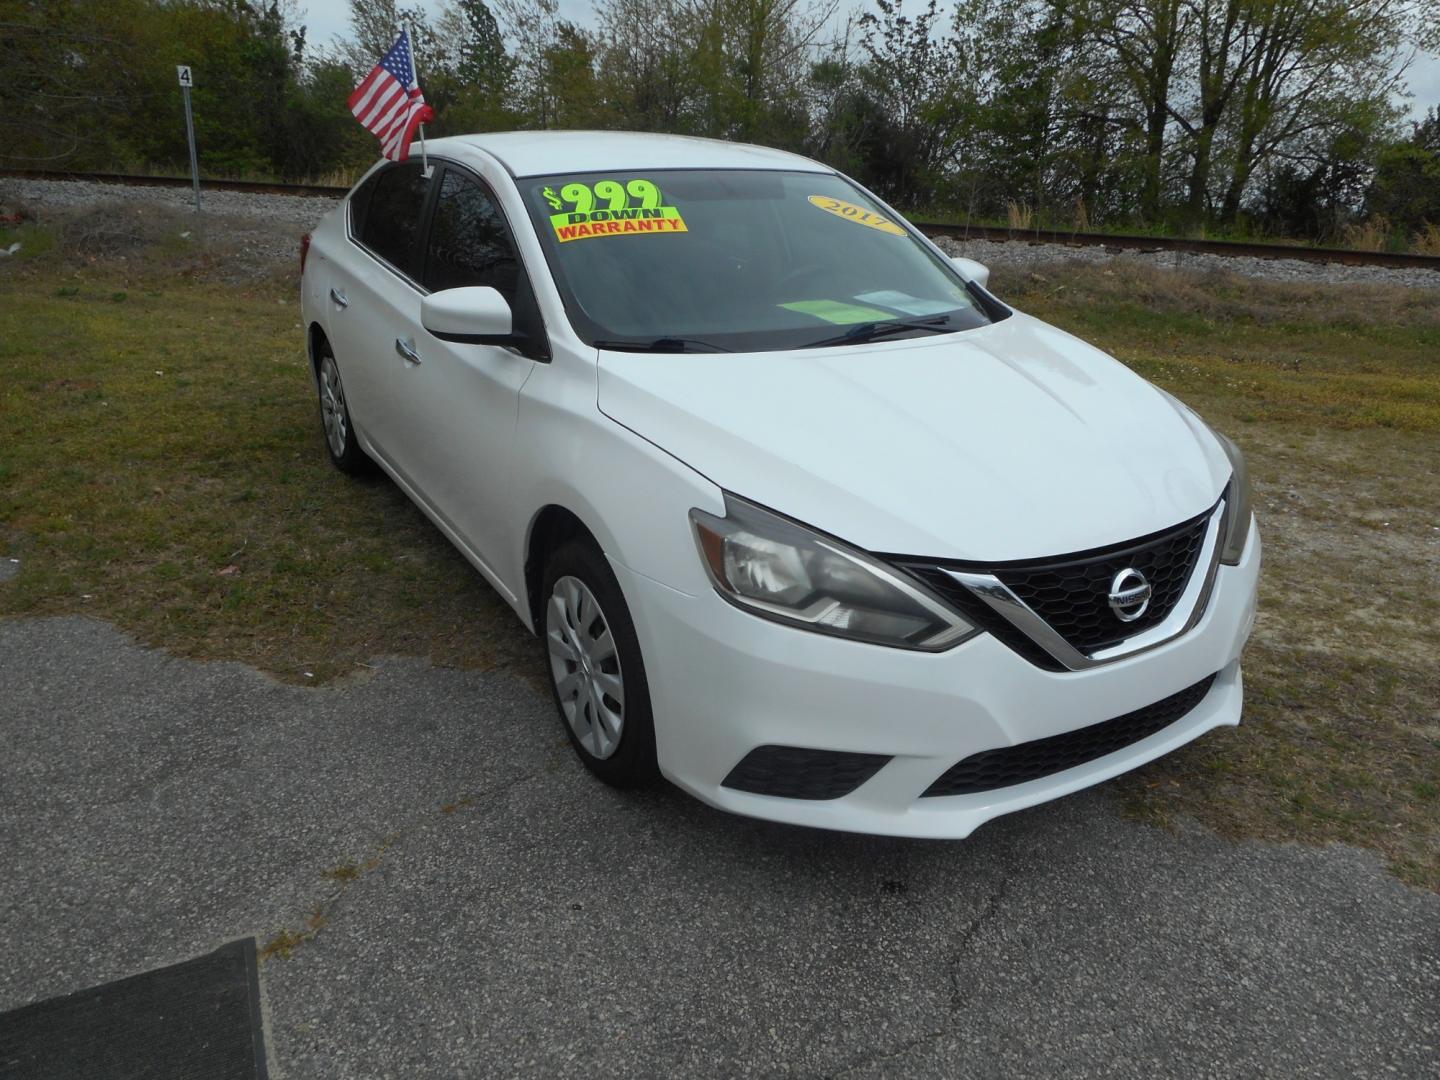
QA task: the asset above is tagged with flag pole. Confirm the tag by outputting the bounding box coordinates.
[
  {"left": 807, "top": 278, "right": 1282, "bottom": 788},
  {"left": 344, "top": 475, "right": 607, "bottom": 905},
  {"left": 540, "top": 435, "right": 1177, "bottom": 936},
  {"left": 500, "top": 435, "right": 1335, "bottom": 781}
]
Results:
[{"left": 408, "top": 23, "right": 429, "bottom": 175}]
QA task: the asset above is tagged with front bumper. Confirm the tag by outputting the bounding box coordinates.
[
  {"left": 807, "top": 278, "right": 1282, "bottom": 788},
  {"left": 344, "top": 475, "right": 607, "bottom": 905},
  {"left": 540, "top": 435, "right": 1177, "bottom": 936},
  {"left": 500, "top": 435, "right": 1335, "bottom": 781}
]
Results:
[{"left": 612, "top": 519, "right": 1261, "bottom": 838}]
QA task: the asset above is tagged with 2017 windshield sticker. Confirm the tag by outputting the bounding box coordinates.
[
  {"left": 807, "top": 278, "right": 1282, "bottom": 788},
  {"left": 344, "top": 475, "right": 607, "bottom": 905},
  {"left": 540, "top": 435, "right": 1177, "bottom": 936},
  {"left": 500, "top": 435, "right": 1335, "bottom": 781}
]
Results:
[
  {"left": 541, "top": 179, "right": 688, "bottom": 242},
  {"left": 807, "top": 195, "right": 907, "bottom": 236}
]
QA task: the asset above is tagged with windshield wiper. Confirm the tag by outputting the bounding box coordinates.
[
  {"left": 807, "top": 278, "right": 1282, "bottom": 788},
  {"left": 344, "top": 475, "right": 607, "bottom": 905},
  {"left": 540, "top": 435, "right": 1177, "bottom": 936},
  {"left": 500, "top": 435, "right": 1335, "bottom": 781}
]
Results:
[
  {"left": 802, "top": 315, "right": 954, "bottom": 349},
  {"left": 593, "top": 337, "right": 732, "bottom": 353}
]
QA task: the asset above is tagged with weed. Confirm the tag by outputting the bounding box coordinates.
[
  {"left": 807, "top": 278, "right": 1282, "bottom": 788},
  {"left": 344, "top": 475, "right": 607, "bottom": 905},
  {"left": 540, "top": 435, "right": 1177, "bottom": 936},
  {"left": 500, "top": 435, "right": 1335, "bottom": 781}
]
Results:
[
  {"left": 1342, "top": 215, "right": 1391, "bottom": 252},
  {"left": 1412, "top": 222, "right": 1440, "bottom": 257},
  {"left": 259, "top": 927, "right": 308, "bottom": 961}
]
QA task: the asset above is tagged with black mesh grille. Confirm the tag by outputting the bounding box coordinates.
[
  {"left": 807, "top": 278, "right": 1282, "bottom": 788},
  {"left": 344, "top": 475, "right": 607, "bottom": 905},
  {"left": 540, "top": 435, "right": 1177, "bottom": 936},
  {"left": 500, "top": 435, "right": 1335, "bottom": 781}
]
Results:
[
  {"left": 922, "top": 673, "right": 1217, "bottom": 797},
  {"left": 722, "top": 745, "right": 890, "bottom": 800},
  {"left": 993, "top": 513, "right": 1211, "bottom": 653}
]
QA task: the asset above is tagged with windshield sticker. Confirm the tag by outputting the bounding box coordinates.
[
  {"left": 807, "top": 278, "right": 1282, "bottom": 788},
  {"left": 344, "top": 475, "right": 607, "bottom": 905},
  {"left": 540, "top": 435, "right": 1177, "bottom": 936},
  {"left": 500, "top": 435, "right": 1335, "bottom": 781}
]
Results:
[
  {"left": 807, "top": 196, "right": 907, "bottom": 236},
  {"left": 779, "top": 300, "right": 897, "bottom": 325},
  {"left": 541, "top": 179, "right": 687, "bottom": 242},
  {"left": 855, "top": 290, "right": 957, "bottom": 316}
]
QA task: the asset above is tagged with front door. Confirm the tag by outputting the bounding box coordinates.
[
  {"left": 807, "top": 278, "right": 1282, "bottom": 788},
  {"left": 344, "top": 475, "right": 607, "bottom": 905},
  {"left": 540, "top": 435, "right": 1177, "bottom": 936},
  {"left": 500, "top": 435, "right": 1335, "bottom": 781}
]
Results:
[{"left": 388, "top": 164, "right": 538, "bottom": 581}]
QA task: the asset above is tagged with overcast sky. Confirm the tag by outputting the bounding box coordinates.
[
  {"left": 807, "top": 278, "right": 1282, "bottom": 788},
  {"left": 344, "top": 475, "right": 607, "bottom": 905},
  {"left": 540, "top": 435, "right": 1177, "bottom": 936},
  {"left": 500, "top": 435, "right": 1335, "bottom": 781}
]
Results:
[{"left": 297, "top": 0, "right": 1438, "bottom": 121}]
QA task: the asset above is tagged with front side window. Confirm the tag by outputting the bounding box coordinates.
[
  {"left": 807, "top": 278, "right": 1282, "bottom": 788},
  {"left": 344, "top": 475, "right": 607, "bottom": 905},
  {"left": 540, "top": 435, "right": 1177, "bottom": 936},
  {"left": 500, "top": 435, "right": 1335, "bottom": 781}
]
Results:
[
  {"left": 523, "top": 169, "right": 1000, "bottom": 352},
  {"left": 423, "top": 169, "right": 521, "bottom": 301},
  {"left": 357, "top": 162, "right": 429, "bottom": 275}
]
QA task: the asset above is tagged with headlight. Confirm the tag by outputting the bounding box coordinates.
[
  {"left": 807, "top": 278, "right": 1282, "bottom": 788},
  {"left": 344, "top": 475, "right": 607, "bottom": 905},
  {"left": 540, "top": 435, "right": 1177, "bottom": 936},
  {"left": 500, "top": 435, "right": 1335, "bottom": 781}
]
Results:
[
  {"left": 689, "top": 494, "right": 978, "bottom": 650},
  {"left": 1214, "top": 431, "right": 1253, "bottom": 565}
]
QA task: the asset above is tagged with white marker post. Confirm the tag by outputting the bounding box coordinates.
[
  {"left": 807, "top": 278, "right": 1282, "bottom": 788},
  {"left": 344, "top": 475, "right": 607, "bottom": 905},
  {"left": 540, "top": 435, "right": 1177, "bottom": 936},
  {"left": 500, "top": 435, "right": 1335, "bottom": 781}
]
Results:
[{"left": 176, "top": 65, "right": 201, "bottom": 211}]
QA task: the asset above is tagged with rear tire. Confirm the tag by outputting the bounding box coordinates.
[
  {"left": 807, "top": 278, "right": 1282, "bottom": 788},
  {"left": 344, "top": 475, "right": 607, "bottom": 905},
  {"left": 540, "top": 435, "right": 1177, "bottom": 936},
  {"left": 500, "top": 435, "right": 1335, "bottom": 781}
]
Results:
[
  {"left": 315, "top": 338, "right": 369, "bottom": 475},
  {"left": 541, "top": 538, "right": 659, "bottom": 787}
]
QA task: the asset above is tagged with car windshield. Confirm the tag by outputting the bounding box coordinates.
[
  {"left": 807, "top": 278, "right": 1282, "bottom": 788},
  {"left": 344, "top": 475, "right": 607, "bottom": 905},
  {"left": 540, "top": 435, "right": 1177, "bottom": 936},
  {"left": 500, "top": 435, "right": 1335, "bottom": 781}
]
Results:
[{"left": 523, "top": 169, "right": 999, "bottom": 353}]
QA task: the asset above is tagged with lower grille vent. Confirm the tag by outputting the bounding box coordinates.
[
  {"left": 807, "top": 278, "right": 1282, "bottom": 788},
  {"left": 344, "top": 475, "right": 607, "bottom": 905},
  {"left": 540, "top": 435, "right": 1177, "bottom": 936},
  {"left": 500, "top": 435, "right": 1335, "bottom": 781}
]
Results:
[
  {"left": 722, "top": 745, "right": 890, "bottom": 800},
  {"left": 922, "top": 673, "right": 1218, "bottom": 797}
]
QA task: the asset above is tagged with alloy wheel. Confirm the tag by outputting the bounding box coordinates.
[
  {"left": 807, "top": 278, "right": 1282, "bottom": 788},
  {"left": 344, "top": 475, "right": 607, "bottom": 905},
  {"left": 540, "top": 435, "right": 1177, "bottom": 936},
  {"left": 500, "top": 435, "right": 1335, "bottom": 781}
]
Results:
[
  {"left": 319, "top": 354, "right": 349, "bottom": 457},
  {"left": 546, "top": 575, "right": 626, "bottom": 760}
]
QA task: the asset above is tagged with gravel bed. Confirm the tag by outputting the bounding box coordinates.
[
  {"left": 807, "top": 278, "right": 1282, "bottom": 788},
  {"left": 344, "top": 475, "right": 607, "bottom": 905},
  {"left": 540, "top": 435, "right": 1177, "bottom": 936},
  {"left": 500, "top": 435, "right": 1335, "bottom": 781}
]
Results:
[
  {"left": 3, "top": 177, "right": 340, "bottom": 231},
  {"left": 930, "top": 234, "right": 1440, "bottom": 290},
  {"left": 3, "top": 177, "right": 341, "bottom": 278},
  {"left": 5, "top": 177, "right": 1437, "bottom": 289}
]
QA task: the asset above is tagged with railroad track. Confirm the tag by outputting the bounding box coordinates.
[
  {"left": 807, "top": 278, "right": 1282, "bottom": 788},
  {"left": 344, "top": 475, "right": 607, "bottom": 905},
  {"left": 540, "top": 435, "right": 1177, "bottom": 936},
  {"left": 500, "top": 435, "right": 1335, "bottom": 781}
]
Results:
[
  {"left": 6, "top": 167, "right": 1439, "bottom": 272},
  {"left": 1, "top": 167, "right": 344, "bottom": 200},
  {"left": 918, "top": 220, "right": 1440, "bottom": 271}
]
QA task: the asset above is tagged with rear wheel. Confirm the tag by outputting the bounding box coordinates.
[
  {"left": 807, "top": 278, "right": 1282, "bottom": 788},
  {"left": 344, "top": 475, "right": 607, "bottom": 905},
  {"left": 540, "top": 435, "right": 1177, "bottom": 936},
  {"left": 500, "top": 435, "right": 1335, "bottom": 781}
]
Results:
[
  {"left": 542, "top": 539, "right": 658, "bottom": 786},
  {"left": 316, "top": 339, "right": 368, "bottom": 474}
]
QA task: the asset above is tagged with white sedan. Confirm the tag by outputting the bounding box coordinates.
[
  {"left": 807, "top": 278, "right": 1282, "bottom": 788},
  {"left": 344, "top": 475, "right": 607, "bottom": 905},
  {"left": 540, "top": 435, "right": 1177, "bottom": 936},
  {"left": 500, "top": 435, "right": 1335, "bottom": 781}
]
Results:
[{"left": 299, "top": 131, "right": 1260, "bottom": 837}]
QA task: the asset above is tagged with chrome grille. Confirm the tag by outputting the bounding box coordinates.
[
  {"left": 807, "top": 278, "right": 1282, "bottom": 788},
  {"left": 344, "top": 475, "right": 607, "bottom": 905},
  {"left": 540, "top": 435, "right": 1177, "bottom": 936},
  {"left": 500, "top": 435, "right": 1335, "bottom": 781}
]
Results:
[
  {"left": 892, "top": 498, "right": 1224, "bottom": 670},
  {"left": 991, "top": 513, "right": 1210, "bottom": 653}
]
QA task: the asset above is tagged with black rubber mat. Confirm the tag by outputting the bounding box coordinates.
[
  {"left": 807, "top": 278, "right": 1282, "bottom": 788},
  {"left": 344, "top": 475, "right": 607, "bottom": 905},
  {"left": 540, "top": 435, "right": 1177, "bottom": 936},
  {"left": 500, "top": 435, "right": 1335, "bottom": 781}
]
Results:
[{"left": 0, "top": 939, "right": 268, "bottom": 1080}]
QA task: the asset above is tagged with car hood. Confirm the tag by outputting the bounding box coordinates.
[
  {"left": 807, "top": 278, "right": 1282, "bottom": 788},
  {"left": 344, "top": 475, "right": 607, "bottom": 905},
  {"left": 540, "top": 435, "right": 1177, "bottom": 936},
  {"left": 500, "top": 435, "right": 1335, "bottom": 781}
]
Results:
[{"left": 596, "top": 312, "right": 1230, "bottom": 561}]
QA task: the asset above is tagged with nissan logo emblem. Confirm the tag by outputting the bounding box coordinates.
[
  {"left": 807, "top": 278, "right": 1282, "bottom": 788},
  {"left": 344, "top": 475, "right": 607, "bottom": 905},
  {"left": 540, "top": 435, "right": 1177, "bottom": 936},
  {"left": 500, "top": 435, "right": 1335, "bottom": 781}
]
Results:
[{"left": 1108, "top": 568, "right": 1152, "bottom": 622}]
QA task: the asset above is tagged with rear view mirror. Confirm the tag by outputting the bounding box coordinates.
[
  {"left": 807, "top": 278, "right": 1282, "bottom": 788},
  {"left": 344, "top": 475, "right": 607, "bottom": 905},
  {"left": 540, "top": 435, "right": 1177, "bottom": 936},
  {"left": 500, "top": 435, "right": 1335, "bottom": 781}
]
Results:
[
  {"left": 949, "top": 256, "right": 991, "bottom": 289},
  {"left": 421, "top": 286, "right": 513, "bottom": 344}
]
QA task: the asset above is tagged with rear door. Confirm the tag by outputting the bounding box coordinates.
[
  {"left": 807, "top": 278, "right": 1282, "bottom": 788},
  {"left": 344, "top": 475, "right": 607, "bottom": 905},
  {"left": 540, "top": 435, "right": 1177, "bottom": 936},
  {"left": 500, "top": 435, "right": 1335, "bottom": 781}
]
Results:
[{"left": 326, "top": 161, "right": 433, "bottom": 468}]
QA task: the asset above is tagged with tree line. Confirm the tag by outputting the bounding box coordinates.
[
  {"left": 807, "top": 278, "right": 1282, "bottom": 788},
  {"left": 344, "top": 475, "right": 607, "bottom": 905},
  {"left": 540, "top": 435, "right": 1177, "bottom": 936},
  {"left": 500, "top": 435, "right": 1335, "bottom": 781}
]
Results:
[{"left": 3, "top": 0, "right": 1438, "bottom": 243}]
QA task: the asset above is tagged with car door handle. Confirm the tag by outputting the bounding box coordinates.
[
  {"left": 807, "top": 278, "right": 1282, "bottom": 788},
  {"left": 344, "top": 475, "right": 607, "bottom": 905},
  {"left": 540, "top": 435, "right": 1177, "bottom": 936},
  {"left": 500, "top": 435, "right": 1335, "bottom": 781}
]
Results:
[
  {"left": 395, "top": 337, "right": 421, "bottom": 365},
  {"left": 329, "top": 287, "right": 348, "bottom": 308}
]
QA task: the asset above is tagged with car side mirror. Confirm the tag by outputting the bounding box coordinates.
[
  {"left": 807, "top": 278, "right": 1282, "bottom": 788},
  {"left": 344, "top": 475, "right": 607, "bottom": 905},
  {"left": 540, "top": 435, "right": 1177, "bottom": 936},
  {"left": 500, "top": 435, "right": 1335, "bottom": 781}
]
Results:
[
  {"left": 421, "top": 286, "right": 513, "bottom": 345},
  {"left": 949, "top": 256, "right": 991, "bottom": 290}
]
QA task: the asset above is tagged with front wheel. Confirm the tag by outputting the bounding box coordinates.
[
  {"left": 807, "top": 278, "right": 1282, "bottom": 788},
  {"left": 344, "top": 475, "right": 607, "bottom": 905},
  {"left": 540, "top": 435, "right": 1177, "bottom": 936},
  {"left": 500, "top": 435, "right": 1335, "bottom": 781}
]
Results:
[{"left": 542, "top": 539, "right": 658, "bottom": 786}]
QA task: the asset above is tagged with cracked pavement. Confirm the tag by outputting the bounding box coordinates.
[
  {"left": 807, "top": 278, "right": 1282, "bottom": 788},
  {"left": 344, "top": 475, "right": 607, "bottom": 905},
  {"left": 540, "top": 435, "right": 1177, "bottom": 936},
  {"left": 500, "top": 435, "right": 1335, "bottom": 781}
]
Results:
[{"left": 2, "top": 616, "right": 1437, "bottom": 1078}]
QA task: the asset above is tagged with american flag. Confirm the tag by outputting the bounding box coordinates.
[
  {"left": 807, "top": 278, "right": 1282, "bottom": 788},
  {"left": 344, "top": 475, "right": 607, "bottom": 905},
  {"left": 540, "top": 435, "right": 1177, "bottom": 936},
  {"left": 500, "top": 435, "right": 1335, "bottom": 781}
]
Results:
[{"left": 347, "top": 30, "right": 433, "bottom": 162}]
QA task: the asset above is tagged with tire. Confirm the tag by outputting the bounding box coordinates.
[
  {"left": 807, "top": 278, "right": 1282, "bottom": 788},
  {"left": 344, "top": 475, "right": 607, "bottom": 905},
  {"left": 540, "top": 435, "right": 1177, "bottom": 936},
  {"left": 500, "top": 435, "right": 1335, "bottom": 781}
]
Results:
[
  {"left": 541, "top": 538, "right": 659, "bottom": 787},
  {"left": 315, "top": 338, "right": 370, "bottom": 475}
]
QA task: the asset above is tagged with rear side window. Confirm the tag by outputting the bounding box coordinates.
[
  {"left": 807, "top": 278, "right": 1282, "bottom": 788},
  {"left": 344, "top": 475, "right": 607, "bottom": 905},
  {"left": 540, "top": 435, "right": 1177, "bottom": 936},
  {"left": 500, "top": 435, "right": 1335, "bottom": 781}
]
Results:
[
  {"left": 423, "top": 169, "right": 520, "bottom": 301},
  {"left": 357, "top": 163, "right": 430, "bottom": 275},
  {"left": 348, "top": 170, "right": 380, "bottom": 237}
]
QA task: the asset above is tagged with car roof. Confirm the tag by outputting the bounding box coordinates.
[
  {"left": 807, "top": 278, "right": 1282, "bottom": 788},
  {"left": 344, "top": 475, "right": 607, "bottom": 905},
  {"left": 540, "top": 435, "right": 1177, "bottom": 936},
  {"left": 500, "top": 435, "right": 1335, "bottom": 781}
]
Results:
[{"left": 423, "top": 130, "right": 834, "bottom": 179}]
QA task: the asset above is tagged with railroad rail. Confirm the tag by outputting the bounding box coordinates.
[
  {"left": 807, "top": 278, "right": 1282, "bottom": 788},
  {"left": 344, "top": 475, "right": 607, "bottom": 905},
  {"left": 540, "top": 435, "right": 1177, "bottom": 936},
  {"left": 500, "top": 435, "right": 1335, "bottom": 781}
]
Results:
[{"left": 6, "top": 167, "right": 1439, "bottom": 272}]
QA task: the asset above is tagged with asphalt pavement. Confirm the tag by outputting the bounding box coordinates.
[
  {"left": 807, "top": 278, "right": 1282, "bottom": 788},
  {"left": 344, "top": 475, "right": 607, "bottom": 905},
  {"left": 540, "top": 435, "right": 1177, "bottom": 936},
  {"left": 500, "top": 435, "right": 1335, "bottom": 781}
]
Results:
[{"left": 2, "top": 615, "right": 1436, "bottom": 1078}]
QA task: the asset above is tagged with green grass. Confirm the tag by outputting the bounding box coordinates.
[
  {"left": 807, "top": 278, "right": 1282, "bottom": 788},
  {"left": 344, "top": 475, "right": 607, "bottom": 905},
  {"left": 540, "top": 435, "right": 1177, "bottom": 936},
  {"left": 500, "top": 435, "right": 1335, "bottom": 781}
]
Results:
[
  {"left": 0, "top": 270, "right": 542, "bottom": 686},
  {"left": 1006, "top": 266, "right": 1440, "bottom": 433},
  {"left": 2, "top": 257, "right": 1438, "bottom": 889},
  {"left": 0, "top": 222, "right": 57, "bottom": 260}
]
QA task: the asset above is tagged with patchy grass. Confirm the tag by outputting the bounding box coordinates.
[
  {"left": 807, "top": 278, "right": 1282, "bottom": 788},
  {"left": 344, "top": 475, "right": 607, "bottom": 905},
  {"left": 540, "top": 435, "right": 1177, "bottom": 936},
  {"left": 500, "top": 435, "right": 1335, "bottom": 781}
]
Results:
[
  {"left": 0, "top": 266, "right": 541, "bottom": 685},
  {"left": 1004, "top": 264, "right": 1440, "bottom": 888},
  {"left": 1003, "top": 263, "right": 1440, "bottom": 433},
  {"left": 0, "top": 221, "right": 57, "bottom": 260},
  {"left": 2, "top": 255, "right": 1438, "bottom": 889}
]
